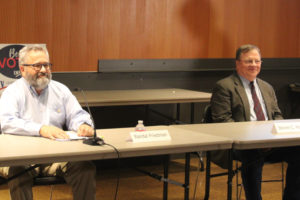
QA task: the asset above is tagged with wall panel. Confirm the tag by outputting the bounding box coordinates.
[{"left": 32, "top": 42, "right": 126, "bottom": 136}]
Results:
[{"left": 0, "top": 0, "right": 299, "bottom": 71}]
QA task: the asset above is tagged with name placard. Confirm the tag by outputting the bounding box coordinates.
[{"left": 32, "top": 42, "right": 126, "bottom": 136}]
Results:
[
  {"left": 130, "top": 130, "right": 171, "bottom": 143},
  {"left": 273, "top": 122, "right": 300, "bottom": 134}
]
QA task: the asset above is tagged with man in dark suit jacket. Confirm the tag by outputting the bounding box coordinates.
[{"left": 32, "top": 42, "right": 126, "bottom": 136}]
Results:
[
  {"left": 211, "top": 44, "right": 300, "bottom": 200},
  {"left": 211, "top": 74, "right": 283, "bottom": 122}
]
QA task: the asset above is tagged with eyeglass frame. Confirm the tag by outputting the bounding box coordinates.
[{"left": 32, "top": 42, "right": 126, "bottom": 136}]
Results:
[
  {"left": 21, "top": 63, "right": 52, "bottom": 71},
  {"left": 238, "top": 59, "right": 263, "bottom": 65}
]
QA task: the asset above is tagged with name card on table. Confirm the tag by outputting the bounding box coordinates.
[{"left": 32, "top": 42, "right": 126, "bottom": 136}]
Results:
[
  {"left": 273, "top": 122, "right": 300, "bottom": 135},
  {"left": 130, "top": 130, "right": 171, "bottom": 143}
]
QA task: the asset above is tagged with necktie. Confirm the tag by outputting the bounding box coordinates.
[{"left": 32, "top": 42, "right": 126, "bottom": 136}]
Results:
[{"left": 250, "top": 81, "right": 265, "bottom": 121}]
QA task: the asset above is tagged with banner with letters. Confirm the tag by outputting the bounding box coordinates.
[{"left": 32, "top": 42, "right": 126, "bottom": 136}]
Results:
[{"left": 0, "top": 44, "right": 46, "bottom": 94}]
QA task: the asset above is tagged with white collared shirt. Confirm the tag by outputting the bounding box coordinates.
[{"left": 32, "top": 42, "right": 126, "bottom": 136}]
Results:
[
  {"left": 0, "top": 78, "right": 93, "bottom": 136},
  {"left": 239, "top": 75, "right": 268, "bottom": 121}
]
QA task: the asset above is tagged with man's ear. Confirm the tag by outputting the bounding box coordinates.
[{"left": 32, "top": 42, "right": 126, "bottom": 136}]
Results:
[
  {"left": 19, "top": 65, "right": 26, "bottom": 77},
  {"left": 19, "top": 65, "right": 24, "bottom": 72}
]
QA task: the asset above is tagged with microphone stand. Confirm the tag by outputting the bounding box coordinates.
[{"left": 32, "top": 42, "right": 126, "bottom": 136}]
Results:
[
  {"left": 83, "top": 130, "right": 104, "bottom": 146},
  {"left": 75, "top": 88, "right": 104, "bottom": 146}
]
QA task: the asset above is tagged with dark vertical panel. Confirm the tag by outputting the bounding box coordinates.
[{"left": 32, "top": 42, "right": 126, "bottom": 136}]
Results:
[
  {"left": 0, "top": 0, "right": 18, "bottom": 41},
  {"left": 16, "top": 0, "right": 36, "bottom": 42},
  {"left": 51, "top": 0, "right": 71, "bottom": 70},
  {"left": 101, "top": 0, "right": 121, "bottom": 59},
  {"left": 86, "top": 0, "right": 104, "bottom": 69},
  {"left": 69, "top": 0, "right": 88, "bottom": 68}
]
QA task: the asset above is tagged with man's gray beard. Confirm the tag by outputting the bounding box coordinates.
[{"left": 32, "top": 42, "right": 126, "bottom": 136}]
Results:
[{"left": 24, "top": 71, "right": 52, "bottom": 91}]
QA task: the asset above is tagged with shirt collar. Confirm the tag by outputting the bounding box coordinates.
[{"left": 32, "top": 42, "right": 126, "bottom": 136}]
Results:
[{"left": 238, "top": 75, "right": 257, "bottom": 88}]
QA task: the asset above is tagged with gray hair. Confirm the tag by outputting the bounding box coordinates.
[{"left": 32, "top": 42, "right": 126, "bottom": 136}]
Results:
[
  {"left": 235, "top": 44, "right": 261, "bottom": 60},
  {"left": 19, "top": 44, "right": 49, "bottom": 65}
]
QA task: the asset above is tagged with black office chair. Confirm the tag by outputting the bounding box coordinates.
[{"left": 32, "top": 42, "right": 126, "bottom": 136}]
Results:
[
  {"left": 33, "top": 175, "right": 65, "bottom": 186},
  {"left": 202, "top": 104, "right": 236, "bottom": 200},
  {"left": 0, "top": 167, "right": 65, "bottom": 200},
  {"left": 202, "top": 104, "right": 284, "bottom": 200},
  {"left": 33, "top": 175, "right": 66, "bottom": 200}
]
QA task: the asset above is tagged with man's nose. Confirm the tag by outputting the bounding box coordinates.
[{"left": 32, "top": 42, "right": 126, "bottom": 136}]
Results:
[{"left": 40, "top": 65, "right": 47, "bottom": 72}]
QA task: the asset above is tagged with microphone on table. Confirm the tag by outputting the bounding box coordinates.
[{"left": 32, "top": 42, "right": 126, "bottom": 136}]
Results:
[{"left": 74, "top": 88, "right": 105, "bottom": 146}]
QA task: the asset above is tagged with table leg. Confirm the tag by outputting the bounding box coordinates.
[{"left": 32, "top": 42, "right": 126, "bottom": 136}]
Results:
[
  {"left": 176, "top": 104, "right": 180, "bottom": 122},
  {"left": 184, "top": 153, "right": 190, "bottom": 200},
  {"left": 163, "top": 155, "right": 169, "bottom": 200},
  {"left": 204, "top": 151, "right": 211, "bottom": 200},
  {"left": 145, "top": 105, "right": 149, "bottom": 124},
  {"left": 227, "top": 150, "right": 233, "bottom": 200},
  {"left": 190, "top": 103, "right": 195, "bottom": 124}
]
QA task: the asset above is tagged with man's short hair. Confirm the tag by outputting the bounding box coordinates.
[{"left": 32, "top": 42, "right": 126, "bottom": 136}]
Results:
[
  {"left": 19, "top": 45, "right": 49, "bottom": 65},
  {"left": 235, "top": 44, "right": 261, "bottom": 60}
]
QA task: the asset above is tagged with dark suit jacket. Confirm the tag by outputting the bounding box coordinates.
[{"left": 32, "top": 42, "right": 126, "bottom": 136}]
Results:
[
  {"left": 209, "top": 73, "right": 283, "bottom": 168},
  {"left": 211, "top": 73, "right": 283, "bottom": 122}
]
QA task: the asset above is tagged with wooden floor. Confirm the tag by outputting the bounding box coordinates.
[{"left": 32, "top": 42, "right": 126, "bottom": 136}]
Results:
[{"left": 0, "top": 156, "right": 285, "bottom": 200}]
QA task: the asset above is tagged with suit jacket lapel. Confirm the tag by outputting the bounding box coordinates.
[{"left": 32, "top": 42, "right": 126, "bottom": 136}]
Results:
[{"left": 233, "top": 74, "right": 251, "bottom": 121}]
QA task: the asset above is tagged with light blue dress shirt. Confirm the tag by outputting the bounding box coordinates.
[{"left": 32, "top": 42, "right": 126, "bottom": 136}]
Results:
[
  {"left": 239, "top": 75, "right": 268, "bottom": 121},
  {"left": 0, "top": 78, "right": 93, "bottom": 136}
]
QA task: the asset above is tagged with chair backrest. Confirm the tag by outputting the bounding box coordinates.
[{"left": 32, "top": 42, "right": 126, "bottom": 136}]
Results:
[{"left": 202, "top": 104, "right": 213, "bottom": 123}]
